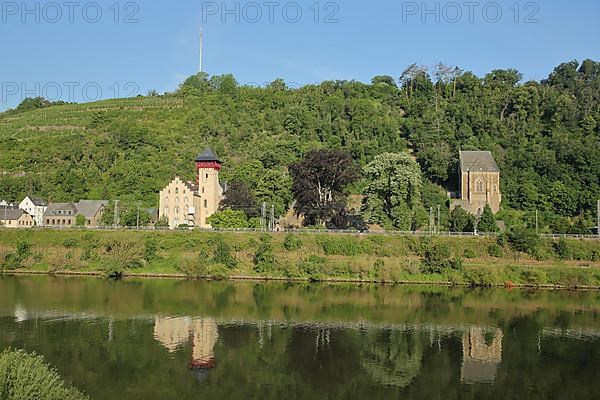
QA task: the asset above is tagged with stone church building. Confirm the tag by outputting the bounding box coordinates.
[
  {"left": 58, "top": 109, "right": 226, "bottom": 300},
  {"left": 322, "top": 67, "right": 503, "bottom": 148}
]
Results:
[
  {"left": 159, "top": 148, "right": 224, "bottom": 229},
  {"left": 450, "top": 151, "right": 502, "bottom": 216}
]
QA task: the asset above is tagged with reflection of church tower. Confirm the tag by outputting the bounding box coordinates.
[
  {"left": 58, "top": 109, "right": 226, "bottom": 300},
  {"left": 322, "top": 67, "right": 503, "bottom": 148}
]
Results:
[
  {"left": 153, "top": 317, "right": 192, "bottom": 353},
  {"left": 190, "top": 319, "right": 219, "bottom": 370},
  {"left": 461, "top": 327, "right": 503, "bottom": 384}
]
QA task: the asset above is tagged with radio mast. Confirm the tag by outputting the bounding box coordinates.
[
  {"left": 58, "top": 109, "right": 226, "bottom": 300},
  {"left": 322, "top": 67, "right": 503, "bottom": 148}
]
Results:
[{"left": 199, "top": 30, "right": 204, "bottom": 73}]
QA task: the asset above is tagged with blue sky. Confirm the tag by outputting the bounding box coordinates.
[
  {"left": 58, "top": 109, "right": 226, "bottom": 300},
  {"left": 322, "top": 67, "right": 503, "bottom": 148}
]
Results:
[{"left": 1, "top": 0, "right": 599, "bottom": 110}]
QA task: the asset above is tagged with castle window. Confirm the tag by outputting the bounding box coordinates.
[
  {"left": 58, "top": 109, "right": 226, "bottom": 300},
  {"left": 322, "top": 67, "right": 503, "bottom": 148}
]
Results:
[
  {"left": 204, "top": 199, "right": 208, "bottom": 208},
  {"left": 175, "top": 207, "right": 179, "bottom": 214},
  {"left": 165, "top": 197, "right": 169, "bottom": 203},
  {"left": 476, "top": 179, "right": 484, "bottom": 193},
  {"left": 164, "top": 207, "right": 169, "bottom": 215},
  {"left": 176, "top": 197, "right": 179, "bottom": 204},
  {"left": 184, "top": 197, "right": 189, "bottom": 205},
  {"left": 175, "top": 188, "right": 179, "bottom": 194}
]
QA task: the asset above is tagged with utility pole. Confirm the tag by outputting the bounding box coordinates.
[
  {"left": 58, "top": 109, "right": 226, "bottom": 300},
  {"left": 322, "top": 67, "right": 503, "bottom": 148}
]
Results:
[
  {"left": 597, "top": 200, "right": 600, "bottom": 238},
  {"left": 136, "top": 202, "right": 141, "bottom": 230},
  {"left": 437, "top": 205, "right": 441, "bottom": 234},
  {"left": 261, "top": 202, "right": 267, "bottom": 231},
  {"left": 429, "top": 207, "right": 434, "bottom": 234},
  {"left": 113, "top": 200, "right": 119, "bottom": 229},
  {"left": 269, "top": 204, "right": 275, "bottom": 232}
]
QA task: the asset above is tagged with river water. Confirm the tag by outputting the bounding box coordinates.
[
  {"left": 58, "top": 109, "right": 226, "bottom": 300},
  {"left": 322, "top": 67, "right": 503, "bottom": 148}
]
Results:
[{"left": 0, "top": 275, "right": 599, "bottom": 399}]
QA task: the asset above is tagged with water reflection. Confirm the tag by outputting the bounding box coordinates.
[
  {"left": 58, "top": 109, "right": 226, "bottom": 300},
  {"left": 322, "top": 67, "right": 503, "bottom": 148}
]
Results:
[
  {"left": 461, "top": 327, "right": 503, "bottom": 384},
  {"left": 0, "top": 276, "right": 599, "bottom": 399},
  {"left": 153, "top": 317, "right": 219, "bottom": 372}
]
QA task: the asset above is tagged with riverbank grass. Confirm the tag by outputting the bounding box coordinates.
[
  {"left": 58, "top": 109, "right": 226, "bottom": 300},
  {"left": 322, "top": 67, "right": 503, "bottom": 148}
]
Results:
[{"left": 1, "top": 229, "right": 599, "bottom": 288}]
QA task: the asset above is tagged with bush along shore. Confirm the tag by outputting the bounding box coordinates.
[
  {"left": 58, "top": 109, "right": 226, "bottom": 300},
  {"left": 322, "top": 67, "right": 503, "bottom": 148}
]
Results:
[{"left": 1, "top": 229, "right": 600, "bottom": 289}]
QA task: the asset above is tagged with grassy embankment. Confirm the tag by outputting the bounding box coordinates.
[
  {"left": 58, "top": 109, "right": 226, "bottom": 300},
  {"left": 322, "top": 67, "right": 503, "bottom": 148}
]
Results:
[{"left": 0, "top": 229, "right": 599, "bottom": 288}]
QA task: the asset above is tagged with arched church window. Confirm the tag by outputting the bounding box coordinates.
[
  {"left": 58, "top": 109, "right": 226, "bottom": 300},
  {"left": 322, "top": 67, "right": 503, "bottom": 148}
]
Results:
[{"left": 476, "top": 179, "right": 484, "bottom": 193}]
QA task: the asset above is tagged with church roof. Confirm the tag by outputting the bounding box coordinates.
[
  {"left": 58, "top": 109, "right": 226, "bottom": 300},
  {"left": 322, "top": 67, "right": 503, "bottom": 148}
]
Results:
[
  {"left": 195, "top": 148, "right": 222, "bottom": 163},
  {"left": 460, "top": 151, "right": 499, "bottom": 172}
]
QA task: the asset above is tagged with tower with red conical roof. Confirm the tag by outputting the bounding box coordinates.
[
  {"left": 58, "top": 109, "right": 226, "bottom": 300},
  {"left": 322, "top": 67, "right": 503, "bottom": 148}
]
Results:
[{"left": 195, "top": 148, "right": 224, "bottom": 227}]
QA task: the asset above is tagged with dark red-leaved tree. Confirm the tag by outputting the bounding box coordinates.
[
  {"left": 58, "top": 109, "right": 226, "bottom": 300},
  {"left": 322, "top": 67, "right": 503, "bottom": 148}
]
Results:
[
  {"left": 220, "top": 181, "right": 260, "bottom": 218},
  {"left": 289, "top": 149, "right": 359, "bottom": 227}
]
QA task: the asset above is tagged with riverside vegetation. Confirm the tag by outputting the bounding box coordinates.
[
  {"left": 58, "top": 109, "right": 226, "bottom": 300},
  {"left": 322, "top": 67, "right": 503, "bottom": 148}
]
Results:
[
  {"left": 1, "top": 229, "right": 599, "bottom": 288},
  {"left": 0, "top": 348, "right": 88, "bottom": 400}
]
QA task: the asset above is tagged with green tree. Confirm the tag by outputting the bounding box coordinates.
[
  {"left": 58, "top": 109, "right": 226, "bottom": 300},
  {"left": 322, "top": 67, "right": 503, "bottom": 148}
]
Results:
[
  {"left": 477, "top": 204, "right": 498, "bottom": 233},
  {"left": 508, "top": 226, "right": 540, "bottom": 254},
  {"left": 361, "top": 152, "right": 424, "bottom": 230},
  {"left": 75, "top": 214, "right": 86, "bottom": 227},
  {"left": 208, "top": 210, "right": 250, "bottom": 229},
  {"left": 449, "top": 207, "right": 475, "bottom": 233}
]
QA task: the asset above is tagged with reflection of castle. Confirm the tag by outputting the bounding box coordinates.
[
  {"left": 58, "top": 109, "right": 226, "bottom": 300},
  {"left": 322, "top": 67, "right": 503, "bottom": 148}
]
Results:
[
  {"left": 153, "top": 317, "right": 219, "bottom": 370},
  {"left": 461, "top": 327, "right": 503, "bottom": 384},
  {"left": 154, "top": 317, "right": 192, "bottom": 353},
  {"left": 190, "top": 319, "right": 219, "bottom": 369}
]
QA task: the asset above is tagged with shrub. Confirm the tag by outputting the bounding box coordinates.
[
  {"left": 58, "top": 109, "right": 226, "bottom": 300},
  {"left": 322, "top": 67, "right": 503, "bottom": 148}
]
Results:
[
  {"left": 373, "top": 259, "right": 385, "bottom": 273},
  {"left": 1, "top": 253, "right": 20, "bottom": 271},
  {"left": 63, "top": 238, "right": 79, "bottom": 249},
  {"left": 508, "top": 226, "right": 540, "bottom": 255},
  {"left": 300, "top": 255, "right": 326, "bottom": 278},
  {"left": 0, "top": 348, "right": 89, "bottom": 400},
  {"left": 554, "top": 238, "right": 571, "bottom": 260},
  {"left": 488, "top": 244, "right": 503, "bottom": 258},
  {"left": 253, "top": 235, "right": 276, "bottom": 273},
  {"left": 421, "top": 243, "right": 463, "bottom": 274},
  {"left": 1, "top": 241, "right": 32, "bottom": 270},
  {"left": 465, "top": 269, "right": 497, "bottom": 287},
  {"left": 207, "top": 210, "right": 250, "bottom": 229},
  {"left": 317, "top": 236, "right": 368, "bottom": 256},
  {"left": 463, "top": 248, "right": 477, "bottom": 259},
  {"left": 103, "top": 240, "right": 145, "bottom": 273},
  {"left": 521, "top": 269, "right": 548, "bottom": 286},
  {"left": 16, "top": 241, "right": 31, "bottom": 260},
  {"left": 210, "top": 236, "right": 237, "bottom": 269},
  {"left": 155, "top": 216, "right": 169, "bottom": 228},
  {"left": 283, "top": 234, "right": 303, "bottom": 251},
  {"left": 144, "top": 238, "right": 158, "bottom": 262}
]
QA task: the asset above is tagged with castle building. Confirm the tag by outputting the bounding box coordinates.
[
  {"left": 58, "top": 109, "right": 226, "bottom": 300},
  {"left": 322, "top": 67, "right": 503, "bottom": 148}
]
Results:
[
  {"left": 451, "top": 151, "right": 502, "bottom": 215},
  {"left": 159, "top": 148, "right": 224, "bottom": 229}
]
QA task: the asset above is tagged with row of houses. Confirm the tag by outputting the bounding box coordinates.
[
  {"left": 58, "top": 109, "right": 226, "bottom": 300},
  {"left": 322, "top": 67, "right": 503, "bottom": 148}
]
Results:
[{"left": 0, "top": 197, "right": 107, "bottom": 229}]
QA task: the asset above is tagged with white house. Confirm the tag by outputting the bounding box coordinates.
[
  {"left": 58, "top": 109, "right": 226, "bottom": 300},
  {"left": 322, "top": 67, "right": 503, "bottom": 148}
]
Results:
[{"left": 19, "top": 196, "right": 48, "bottom": 226}]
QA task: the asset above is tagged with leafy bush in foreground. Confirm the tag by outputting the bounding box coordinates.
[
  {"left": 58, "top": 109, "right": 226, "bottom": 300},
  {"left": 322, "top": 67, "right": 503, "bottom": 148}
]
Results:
[{"left": 0, "top": 348, "right": 88, "bottom": 400}]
